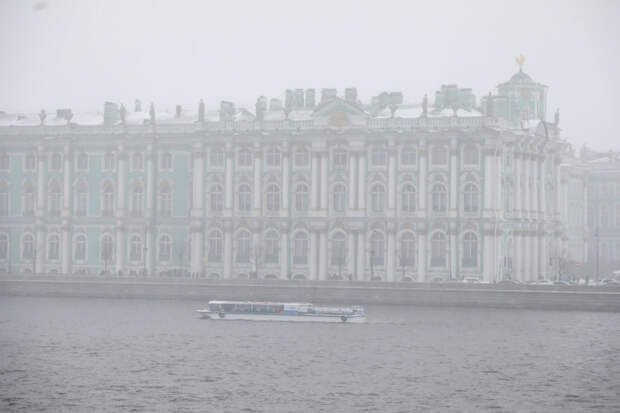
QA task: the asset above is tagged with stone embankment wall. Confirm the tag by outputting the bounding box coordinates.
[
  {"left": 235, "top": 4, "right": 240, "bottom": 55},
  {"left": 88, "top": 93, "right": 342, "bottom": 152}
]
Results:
[{"left": 1, "top": 275, "right": 619, "bottom": 312}]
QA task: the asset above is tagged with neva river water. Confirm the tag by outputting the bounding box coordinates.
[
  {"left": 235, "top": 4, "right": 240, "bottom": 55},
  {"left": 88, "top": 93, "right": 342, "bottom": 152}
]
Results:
[{"left": 1, "top": 296, "right": 619, "bottom": 412}]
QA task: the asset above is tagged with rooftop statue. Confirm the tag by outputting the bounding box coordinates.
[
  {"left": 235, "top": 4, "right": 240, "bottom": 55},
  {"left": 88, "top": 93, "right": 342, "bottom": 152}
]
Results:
[{"left": 515, "top": 53, "right": 526, "bottom": 72}]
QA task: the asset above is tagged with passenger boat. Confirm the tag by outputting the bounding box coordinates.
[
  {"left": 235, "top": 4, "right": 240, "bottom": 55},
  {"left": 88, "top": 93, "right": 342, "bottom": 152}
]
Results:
[{"left": 196, "top": 300, "right": 367, "bottom": 323}]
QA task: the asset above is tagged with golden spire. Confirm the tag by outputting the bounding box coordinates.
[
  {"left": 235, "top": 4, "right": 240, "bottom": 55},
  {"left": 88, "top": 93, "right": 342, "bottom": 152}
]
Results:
[{"left": 515, "top": 54, "right": 526, "bottom": 72}]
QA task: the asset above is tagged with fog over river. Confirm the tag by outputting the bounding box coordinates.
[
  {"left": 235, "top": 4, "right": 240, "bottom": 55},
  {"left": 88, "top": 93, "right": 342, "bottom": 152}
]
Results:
[{"left": 1, "top": 296, "right": 619, "bottom": 412}]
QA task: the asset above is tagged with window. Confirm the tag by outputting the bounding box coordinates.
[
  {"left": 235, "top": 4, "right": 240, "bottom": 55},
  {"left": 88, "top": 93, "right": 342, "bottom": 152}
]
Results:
[
  {"left": 48, "top": 180, "right": 61, "bottom": 216},
  {"left": 266, "top": 184, "right": 280, "bottom": 212},
  {"left": 161, "top": 152, "right": 173, "bottom": 170},
  {"left": 25, "top": 153, "right": 36, "bottom": 170},
  {"left": 462, "top": 232, "right": 478, "bottom": 267},
  {"left": 333, "top": 149, "right": 347, "bottom": 169},
  {"left": 401, "top": 148, "right": 417, "bottom": 166},
  {"left": 463, "top": 145, "right": 479, "bottom": 166},
  {"left": 210, "top": 148, "right": 224, "bottom": 167},
  {"left": 399, "top": 233, "right": 416, "bottom": 267},
  {"left": 236, "top": 231, "right": 250, "bottom": 263},
  {"left": 0, "top": 182, "right": 8, "bottom": 216},
  {"left": 295, "top": 184, "right": 309, "bottom": 212},
  {"left": 77, "top": 153, "right": 88, "bottom": 170},
  {"left": 131, "top": 183, "right": 144, "bottom": 216},
  {"left": 159, "top": 181, "right": 172, "bottom": 217},
  {"left": 103, "top": 153, "right": 115, "bottom": 171},
  {"left": 238, "top": 149, "right": 252, "bottom": 167},
  {"left": 601, "top": 206, "right": 609, "bottom": 228},
  {"left": 23, "top": 182, "right": 35, "bottom": 216},
  {"left": 101, "top": 235, "right": 114, "bottom": 262},
  {"left": 48, "top": 234, "right": 60, "bottom": 261},
  {"left": 264, "top": 231, "right": 279, "bottom": 264},
  {"left": 74, "top": 234, "right": 86, "bottom": 261},
  {"left": 132, "top": 153, "right": 143, "bottom": 170},
  {"left": 431, "top": 232, "right": 447, "bottom": 267},
  {"left": 266, "top": 147, "right": 281, "bottom": 167},
  {"left": 432, "top": 183, "right": 447, "bottom": 213},
  {"left": 22, "top": 234, "right": 34, "bottom": 260},
  {"left": 51, "top": 153, "right": 62, "bottom": 171},
  {"left": 75, "top": 181, "right": 88, "bottom": 216},
  {"left": 601, "top": 183, "right": 609, "bottom": 199},
  {"left": 463, "top": 183, "right": 479, "bottom": 213},
  {"left": 431, "top": 146, "right": 447, "bottom": 166},
  {"left": 331, "top": 232, "right": 346, "bottom": 266},
  {"left": 0, "top": 153, "right": 9, "bottom": 170},
  {"left": 295, "top": 149, "right": 309, "bottom": 167},
  {"left": 208, "top": 231, "right": 223, "bottom": 262},
  {"left": 210, "top": 185, "right": 223, "bottom": 212},
  {"left": 333, "top": 185, "right": 346, "bottom": 212},
  {"left": 401, "top": 184, "right": 416, "bottom": 213},
  {"left": 238, "top": 184, "right": 252, "bottom": 212},
  {"left": 129, "top": 235, "right": 142, "bottom": 262},
  {"left": 159, "top": 235, "right": 171, "bottom": 262},
  {"left": 371, "top": 184, "right": 385, "bottom": 212},
  {"left": 370, "top": 232, "right": 384, "bottom": 266},
  {"left": 102, "top": 182, "right": 114, "bottom": 217},
  {"left": 371, "top": 148, "right": 387, "bottom": 166},
  {"left": 0, "top": 233, "right": 7, "bottom": 260},
  {"left": 293, "top": 232, "right": 308, "bottom": 265}
]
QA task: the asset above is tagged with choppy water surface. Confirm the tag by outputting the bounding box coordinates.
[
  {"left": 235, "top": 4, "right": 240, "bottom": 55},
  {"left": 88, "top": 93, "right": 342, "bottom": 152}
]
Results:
[{"left": 1, "top": 296, "right": 619, "bottom": 412}]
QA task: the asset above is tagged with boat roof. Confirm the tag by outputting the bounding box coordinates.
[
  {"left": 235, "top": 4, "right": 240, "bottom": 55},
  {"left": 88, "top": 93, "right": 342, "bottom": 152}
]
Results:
[{"left": 208, "top": 300, "right": 313, "bottom": 306}]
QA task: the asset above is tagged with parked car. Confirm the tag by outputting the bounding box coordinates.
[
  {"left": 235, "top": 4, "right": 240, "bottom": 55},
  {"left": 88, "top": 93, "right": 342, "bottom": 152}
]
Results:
[
  {"left": 462, "top": 277, "right": 481, "bottom": 284},
  {"left": 553, "top": 280, "right": 571, "bottom": 286},
  {"left": 600, "top": 279, "right": 620, "bottom": 286},
  {"left": 497, "top": 279, "right": 521, "bottom": 286},
  {"left": 530, "top": 279, "right": 554, "bottom": 285}
]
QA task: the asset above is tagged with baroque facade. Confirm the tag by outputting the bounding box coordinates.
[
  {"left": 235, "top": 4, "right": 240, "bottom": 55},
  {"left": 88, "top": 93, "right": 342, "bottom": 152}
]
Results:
[{"left": 0, "top": 66, "right": 570, "bottom": 282}]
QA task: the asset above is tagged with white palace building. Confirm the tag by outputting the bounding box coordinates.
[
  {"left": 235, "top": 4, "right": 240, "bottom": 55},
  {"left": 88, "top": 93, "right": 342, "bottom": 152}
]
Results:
[{"left": 0, "top": 63, "right": 571, "bottom": 282}]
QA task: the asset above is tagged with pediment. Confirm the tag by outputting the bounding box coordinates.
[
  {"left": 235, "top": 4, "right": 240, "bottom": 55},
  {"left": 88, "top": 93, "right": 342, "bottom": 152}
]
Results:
[{"left": 312, "top": 97, "right": 368, "bottom": 127}]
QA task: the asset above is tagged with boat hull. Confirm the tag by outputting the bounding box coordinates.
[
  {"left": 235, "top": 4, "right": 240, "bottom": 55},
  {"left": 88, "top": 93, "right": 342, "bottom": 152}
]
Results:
[{"left": 196, "top": 310, "right": 366, "bottom": 323}]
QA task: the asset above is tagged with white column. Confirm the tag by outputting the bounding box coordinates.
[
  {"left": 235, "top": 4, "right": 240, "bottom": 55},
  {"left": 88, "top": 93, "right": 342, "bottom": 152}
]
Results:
[
  {"left": 146, "top": 227, "right": 153, "bottom": 276},
  {"left": 280, "top": 226, "right": 289, "bottom": 279},
  {"left": 357, "top": 230, "right": 366, "bottom": 280},
  {"left": 191, "top": 147, "right": 204, "bottom": 216},
  {"left": 514, "top": 152, "right": 522, "bottom": 217},
  {"left": 36, "top": 147, "right": 46, "bottom": 216},
  {"left": 555, "top": 157, "right": 561, "bottom": 220},
  {"left": 309, "top": 230, "right": 318, "bottom": 280},
  {"left": 484, "top": 149, "right": 493, "bottom": 217},
  {"left": 540, "top": 155, "right": 546, "bottom": 219},
  {"left": 311, "top": 152, "right": 319, "bottom": 210},
  {"left": 348, "top": 153, "right": 358, "bottom": 210},
  {"left": 388, "top": 148, "right": 396, "bottom": 211},
  {"left": 358, "top": 150, "right": 367, "bottom": 212},
  {"left": 532, "top": 231, "right": 539, "bottom": 279},
  {"left": 146, "top": 146, "right": 154, "bottom": 218},
  {"left": 63, "top": 148, "right": 72, "bottom": 215},
  {"left": 282, "top": 146, "right": 289, "bottom": 213},
  {"left": 224, "top": 224, "right": 232, "bottom": 279},
  {"left": 495, "top": 150, "right": 502, "bottom": 213},
  {"left": 320, "top": 153, "right": 328, "bottom": 211},
  {"left": 253, "top": 148, "right": 262, "bottom": 212},
  {"left": 347, "top": 230, "right": 356, "bottom": 278},
  {"left": 449, "top": 145, "right": 457, "bottom": 217},
  {"left": 483, "top": 232, "right": 494, "bottom": 282},
  {"left": 418, "top": 147, "right": 427, "bottom": 215},
  {"left": 35, "top": 225, "right": 44, "bottom": 273},
  {"left": 225, "top": 148, "right": 233, "bottom": 211},
  {"left": 61, "top": 223, "right": 70, "bottom": 274},
  {"left": 450, "top": 231, "right": 457, "bottom": 280},
  {"left": 252, "top": 229, "right": 260, "bottom": 277},
  {"left": 523, "top": 230, "right": 530, "bottom": 281},
  {"left": 115, "top": 227, "right": 124, "bottom": 274},
  {"left": 319, "top": 229, "right": 327, "bottom": 280},
  {"left": 116, "top": 148, "right": 126, "bottom": 217},
  {"left": 514, "top": 231, "right": 522, "bottom": 281},
  {"left": 387, "top": 229, "right": 395, "bottom": 282},
  {"left": 540, "top": 231, "right": 547, "bottom": 280},
  {"left": 418, "top": 231, "right": 426, "bottom": 282},
  {"left": 190, "top": 227, "right": 203, "bottom": 276}
]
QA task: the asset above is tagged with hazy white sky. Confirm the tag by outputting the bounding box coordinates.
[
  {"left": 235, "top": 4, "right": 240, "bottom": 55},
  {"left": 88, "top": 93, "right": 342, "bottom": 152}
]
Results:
[{"left": 1, "top": 0, "right": 618, "bottom": 150}]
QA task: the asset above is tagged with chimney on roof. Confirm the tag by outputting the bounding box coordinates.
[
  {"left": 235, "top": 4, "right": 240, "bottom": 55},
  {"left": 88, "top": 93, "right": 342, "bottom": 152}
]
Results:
[
  {"left": 103, "top": 102, "right": 120, "bottom": 127},
  {"left": 255, "top": 96, "right": 267, "bottom": 122},
  {"left": 345, "top": 88, "right": 358, "bottom": 103},
  {"left": 294, "top": 89, "right": 304, "bottom": 109},
  {"left": 56, "top": 108, "right": 73, "bottom": 123},
  {"left": 38, "top": 109, "right": 47, "bottom": 125},
  {"left": 198, "top": 99, "right": 205, "bottom": 123},
  {"left": 321, "top": 88, "right": 337, "bottom": 103},
  {"left": 219, "top": 101, "right": 235, "bottom": 121},
  {"left": 305, "top": 89, "right": 315, "bottom": 108},
  {"left": 285, "top": 90, "right": 294, "bottom": 111},
  {"left": 134, "top": 99, "right": 142, "bottom": 112},
  {"left": 175, "top": 105, "right": 182, "bottom": 118},
  {"left": 269, "top": 98, "right": 283, "bottom": 111}
]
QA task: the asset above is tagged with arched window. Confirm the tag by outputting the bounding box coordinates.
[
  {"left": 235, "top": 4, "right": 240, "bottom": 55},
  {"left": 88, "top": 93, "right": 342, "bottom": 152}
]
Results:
[
  {"left": 431, "top": 232, "right": 447, "bottom": 267},
  {"left": 22, "top": 234, "right": 34, "bottom": 260},
  {"left": 159, "top": 235, "right": 172, "bottom": 262},
  {"left": 371, "top": 184, "right": 385, "bottom": 212},
  {"left": 102, "top": 181, "right": 115, "bottom": 217},
  {"left": 295, "top": 183, "right": 309, "bottom": 212},
  {"left": 0, "top": 181, "right": 7, "bottom": 216},
  {"left": 333, "top": 149, "right": 347, "bottom": 169},
  {"left": 48, "top": 234, "right": 60, "bottom": 260},
  {"left": 100, "top": 235, "right": 114, "bottom": 262},
  {"left": 208, "top": 230, "right": 223, "bottom": 262},
  {"left": 333, "top": 184, "right": 346, "bottom": 212},
  {"left": 51, "top": 153, "right": 62, "bottom": 170},
  {"left": 431, "top": 146, "right": 447, "bottom": 166},
  {"left": 161, "top": 152, "right": 173, "bottom": 170},
  {"left": 0, "top": 233, "right": 8, "bottom": 260},
  {"left": 462, "top": 232, "right": 478, "bottom": 267},
  {"left": 210, "top": 184, "right": 223, "bottom": 212},
  {"left": 75, "top": 181, "right": 88, "bottom": 216},
  {"left": 266, "top": 184, "right": 280, "bottom": 212},
  {"left": 293, "top": 232, "right": 308, "bottom": 265},
  {"left": 23, "top": 181, "right": 35, "bottom": 216},
  {"left": 463, "top": 183, "right": 479, "bottom": 213},
  {"left": 238, "top": 184, "right": 252, "bottom": 212},
  {"left": 129, "top": 235, "right": 142, "bottom": 262},
  {"left": 370, "top": 232, "right": 384, "bottom": 266},
  {"left": 159, "top": 181, "right": 172, "bottom": 217},
  {"left": 399, "top": 232, "right": 416, "bottom": 267},
  {"left": 463, "top": 145, "right": 479, "bottom": 166},
  {"left": 48, "top": 180, "right": 62, "bottom": 216},
  {"left": 331, "top": 232, "right": 346, "bottom": 266},
  {"left": 132, "top": 153, "right": 143, "bottom": 170},
  {"left": 236, "top": 230, "right": 250, "bottom": 263},
  {"left": 401, "top": 184, "right": 416, "bottom": 213},
  {"left": 264, "top": 230, "right": 280, "bottom": 264},
  {"left": 432, "top": 183, "right": 447, "bottom": 213},
  {"left": 103, "top": 153, "right": 115, "bottom": 171},
  {"left": 77, "top": 153, "right": 88, "bottom": 170},
  {"left": 131, "top": 183, "right": 144, "bottom": 216},
  {"left": 74, "top": 234, "right": 86, "bottom": 261},
  {"left": 238, "top": 149, "right": 252, "bottom": 167},
  {"left": 266, "top": 146, "right": 280, "bottom": 167},
  {"left": 295, "top": 148, "right": 309, "bottom": 167}
]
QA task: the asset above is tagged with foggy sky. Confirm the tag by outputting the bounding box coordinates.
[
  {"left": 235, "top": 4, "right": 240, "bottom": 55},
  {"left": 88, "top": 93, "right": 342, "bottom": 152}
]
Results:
[{"left": 1, "top": 0, "right": 618, "bottom": 151}]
